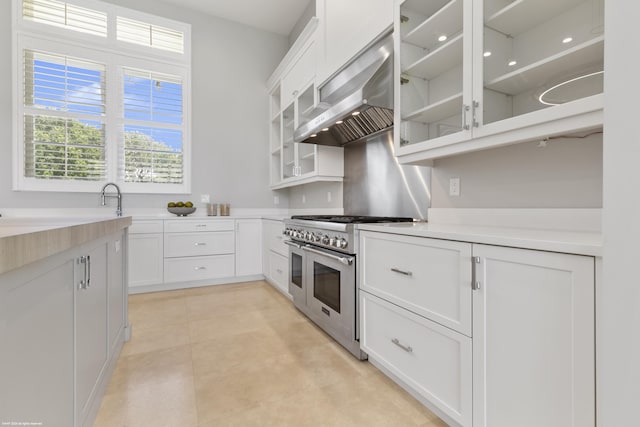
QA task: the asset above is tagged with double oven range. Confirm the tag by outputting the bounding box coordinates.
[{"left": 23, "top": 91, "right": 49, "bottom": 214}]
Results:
[{"left": 283, "top": 215, "right": 413, "bottom": 360}]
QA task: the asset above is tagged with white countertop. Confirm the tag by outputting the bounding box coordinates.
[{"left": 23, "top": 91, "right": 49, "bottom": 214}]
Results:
[{"left": 357, "top": 222, "right": 603, "bottom": 257}]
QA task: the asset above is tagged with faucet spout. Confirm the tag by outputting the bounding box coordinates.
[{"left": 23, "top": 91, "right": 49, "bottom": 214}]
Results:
[{"left": 100, "top": 182, "right": 122, "bottom": 217}]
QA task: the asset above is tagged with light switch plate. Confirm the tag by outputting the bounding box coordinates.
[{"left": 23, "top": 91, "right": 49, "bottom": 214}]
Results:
[{"left": 449, "top": 178, "right": 460, "bottom": 196}]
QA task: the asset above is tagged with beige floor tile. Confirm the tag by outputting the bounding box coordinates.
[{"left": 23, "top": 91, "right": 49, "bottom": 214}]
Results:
[
  {"left": 121, "top": 322, "right": 190, "bottom": 357},
  {"left": 105, "top": 345, "right": 194, "bottom": 396},
  {"left": 95, "top": 282, "right": 447, "bottom": 427},
  {"left": 128, "top": 293, "right": 188, "bottom": 331}
]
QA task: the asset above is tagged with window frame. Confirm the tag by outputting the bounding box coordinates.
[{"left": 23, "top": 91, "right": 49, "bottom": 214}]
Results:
[{"left": 12, "top": 0, "right": 192, "bottom": 193}]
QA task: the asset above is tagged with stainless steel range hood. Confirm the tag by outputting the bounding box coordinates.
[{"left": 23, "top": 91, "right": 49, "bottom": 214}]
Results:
[{"left": 294, "top": 33, "right": 393, "bottom": 147}]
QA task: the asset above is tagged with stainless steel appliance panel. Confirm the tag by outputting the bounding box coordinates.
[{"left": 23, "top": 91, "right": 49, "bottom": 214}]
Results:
[{"left": 344, "top": 132, "right": 431, "bottom": 220}]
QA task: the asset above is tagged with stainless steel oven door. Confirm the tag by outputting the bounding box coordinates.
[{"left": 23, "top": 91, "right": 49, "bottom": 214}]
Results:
[
  {"left": 285, "top": 240, "right": 306, "bottom": 308},
  {"left": 303, "top": 245, "right": 356, "bottom": 346}
]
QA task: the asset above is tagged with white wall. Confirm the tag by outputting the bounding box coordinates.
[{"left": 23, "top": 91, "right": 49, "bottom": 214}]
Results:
[
  {"left": 288, "top": 0, "right": 316, "bottom": 47},
  {"left": 288, "top": 181, "right": 343, "bottom": 210},
  {"left": 431, "top": 134, "right": 603, "bottom": 208},
  {"left": 0, "top": 0, "right": 290, "bottom": 211},
  {"left": 600, "top": 1, "right": 640, "bottom": 424}
]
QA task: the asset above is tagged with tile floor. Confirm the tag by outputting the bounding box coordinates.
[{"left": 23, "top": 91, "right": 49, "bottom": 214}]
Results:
[{"left": 93, "top": 280, "right": 448, "bottom": 426}]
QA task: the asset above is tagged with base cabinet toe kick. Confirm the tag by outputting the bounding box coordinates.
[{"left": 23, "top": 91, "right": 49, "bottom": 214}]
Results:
[{"left": 359, "top": 230, "right": 596, "bottom": 427}]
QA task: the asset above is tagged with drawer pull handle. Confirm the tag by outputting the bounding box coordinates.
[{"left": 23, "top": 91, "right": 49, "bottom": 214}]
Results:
[
  {"left": 391, "top": 338, "right": 413, "bottom": 353},
  {"left": 276, "top": 269, "right": 283, "bottom": 274},
  {"left": 196, "top": 224, "right": 207, "bottom": 228},
  {"left": 194, "top": 266, "right": 207, "bottom": 270},
  {"left": 194, "top": 242, "right": 207, "bottom": 246},
  {"left": 391, "top": 268, "right": 412, "bottom": 277}
]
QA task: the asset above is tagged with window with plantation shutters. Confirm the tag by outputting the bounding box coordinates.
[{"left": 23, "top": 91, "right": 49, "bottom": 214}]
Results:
[
  {"left": 14, "top": 0, "right": 191, "bottom": 193},
  {"left": 123, "top": 69, "right": 184, "bottom": 184},
  {"left": 23, "top": 49, "right": 106, "bottom": 181}
]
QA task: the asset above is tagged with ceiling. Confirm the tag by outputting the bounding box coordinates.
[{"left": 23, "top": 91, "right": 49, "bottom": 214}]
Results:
[{"left": 159, "top": 0, "right": 313, "bottom": 36}]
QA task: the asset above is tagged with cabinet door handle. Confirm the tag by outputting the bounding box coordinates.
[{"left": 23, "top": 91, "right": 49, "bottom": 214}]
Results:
[
  {"left": 472, "top": 100, "right": 480, "bottom": 128},
  {"left": 276, "top": 269, "right": 283, "bottom": 274},
  {"left": 194, "top": 242, "right": 207, "bottom": 246},
  {"left": 86, "top": 255, "right": 91, "bottom": 288},
  {"left": 472, "top": 256, "right": 481, "bottom": 290},
  {"left": 78, "top": 256, "right": 88, "bottom": 290},
  {"left": 195, "top": 224, "right": 207, "bottom": 228},
  {"left": 462, "top": 104, "right": 470, "bottom": 130},
  {"left": 391, "top": 338, "right": 413, "bottom": 353},
  {"left": 194, "top": 266, "right": 207, "bottom": 271},
  {"left": 391, "top": 268, "right": 412, "bottom": 277}
]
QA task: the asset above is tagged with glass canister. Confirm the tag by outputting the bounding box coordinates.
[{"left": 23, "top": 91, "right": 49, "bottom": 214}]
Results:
[
  {"left": 220, "top": 203, "right": 230, "bottom": 216},
  {"left": 206, "top": 203, "right": 218, "bottom": 216}
]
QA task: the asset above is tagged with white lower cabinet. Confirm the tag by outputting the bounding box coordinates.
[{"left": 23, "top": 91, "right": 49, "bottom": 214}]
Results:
[
  {"left": 75, "top": 240, "right": 108, "bottom": 426},
  {"left": 262, "top": 219, "right": 290, "bottom": 295},
  {"left": 128, "top": 221, "right": 163, "bottom": 289},
  {"left": 0, "top": 254, "right": 75, "bottom": 426},
  {"left": 235, "top": 219, "right": 263, "bottom": 276},
  {"left": 0, "top": 230, "right": 127, "bottom": 427},
  {"left": 360, "top": 292, "right": 472, "bottom": 426},
  {"left": 359, "top": 230, "right": 596, "bottom": 427},
  {"left": 472, "top": 244, "right": 595, "bottom": 427},
  {"left": 129, "top": 218, "right": 266, "bottom": 292}
]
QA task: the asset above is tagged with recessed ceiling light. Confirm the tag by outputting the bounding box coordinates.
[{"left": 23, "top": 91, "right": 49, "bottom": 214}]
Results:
[
  {"left": 321, "top": 128, "right": 329, "bottom": 131},
  {"left": 352, "top": 111, "right": 360, "bottom": 116},
  {"left": 310, "top": 134, "right": 317, "bottom": 137},
  {"left": 508, "top": 60, "right": 517, "bottom": 66},
  {"left": 438, "top": 35, "right": 447, "bottom": 42},
  {"left": 336, "top": 120, "right": 343, "bottom": 124},
  {"left": 483, "top": 51, "right": 492, "bottom": 57},
  {"left": 562, "top": 37, "right": 573, "bottom": 44}
]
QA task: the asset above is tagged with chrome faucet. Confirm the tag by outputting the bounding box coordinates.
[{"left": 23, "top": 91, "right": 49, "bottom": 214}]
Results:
[{"left": 101, "top": 182, "right": 122, "bottom": 217}]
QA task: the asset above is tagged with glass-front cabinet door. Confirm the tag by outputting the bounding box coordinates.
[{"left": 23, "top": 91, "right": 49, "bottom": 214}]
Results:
[
  {"left": 478, "top": 0, "right": 604, "bottom": 129},
  {"left": 295, "top": 83, "right": 317, "bottom": 177},
  {"left": 282, "top": 102, "right": 296, "bottom": 179},
  {"left": 395, "top": 0, "right": 472, "bottom": 148},
  {"left": 394, "top": 0, "right": 604, "bottom": 160}
]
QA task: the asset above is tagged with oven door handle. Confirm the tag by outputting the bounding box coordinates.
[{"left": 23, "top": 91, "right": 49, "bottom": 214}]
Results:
[
  {"left": 303, "top": 245, "right": 354, "bottom": 266},
  {"left": 284, "top": 240, "right": 304, "bottom": 249}
]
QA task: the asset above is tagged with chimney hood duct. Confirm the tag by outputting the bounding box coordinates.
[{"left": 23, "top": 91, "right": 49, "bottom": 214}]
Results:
[{"left": 294, "top": 33, "right": 394, "bottom": 147}]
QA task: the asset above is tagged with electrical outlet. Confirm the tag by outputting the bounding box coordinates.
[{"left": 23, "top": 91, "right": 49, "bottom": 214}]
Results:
[
  {"left": 200, "top": 194, "right": 210, "bottom": 203},
  {"left": 449, "top": 178, "right": 461, "bottom": 196},
  {"left": 327, "top": 191, "right": 332, "bottom": 202},
  {"left": 302, "top": 194, "right": 306, "bottom": 204},
  {"left": 273, "top": 195, "right": 279, "bottom": 205}
]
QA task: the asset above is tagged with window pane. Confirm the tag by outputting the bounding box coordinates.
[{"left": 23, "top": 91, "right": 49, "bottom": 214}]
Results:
[
  {"left": 124, "top": 125, "right": 183, "bottom": 184},
  {"left": 24, "top": 115, "right": 106, "bottom": 180},
  {"left": 23, "top": 0, "right": 107, "bottom": 37},
  {"left": 124, "top": 70, "right": 182, "bottom": 124},
  {"left": 25, "top": 50, "right": 106, "bottom": 116},
  {"left": 117, "top": 16, "right": 184, "bottom": 54}
]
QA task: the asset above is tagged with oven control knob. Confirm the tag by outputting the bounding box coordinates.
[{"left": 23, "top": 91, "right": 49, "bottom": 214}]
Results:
[
  {"left": 305, "top": 232, "right": 312, "bottom": 241},
  {"left": 322, "top": 235, "right": 330, "bottom": 245},
  {"left": 332, "top": 236, "right": 341, "bottom": 248},
  {"left": 314, "top": 234, "right": 321, "bottom": 243},
  {"left": 338, "top": 238, "right": 348, "bottom": 249}
]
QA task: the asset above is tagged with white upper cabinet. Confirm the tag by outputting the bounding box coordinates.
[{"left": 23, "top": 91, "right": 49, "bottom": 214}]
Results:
[
  {"left": 316, "top": 0, "right": 394, "bottom": 84},
  {"left": 268, "top": 18, "right": 344, "bottom": 190},
  {"left": 395, "top": 0, "right": 604, "bottom": 163}
]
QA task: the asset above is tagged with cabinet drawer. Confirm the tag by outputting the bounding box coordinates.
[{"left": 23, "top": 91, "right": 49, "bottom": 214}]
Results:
[
  {"left": 164, "top": 255, "right": 235, "bottom": 283},
  {"left": 164, "top": 231, "right": 234, "bottom": 258},
  {"left": 264, "top": 220, "right": 287, "bottom": 256},
  {"left": 129, "top": 220, "right": 163, "bottom": 234},
  {"left": 268, "top": 251, "right": 288, "bottom": 293},
  {"left": 360, "top": 231, "right": 472, "bottom": 336},
  {"left": 164, "top": 219, "right": 234, "bottom": 233},
  {"left": 360, "top": 291, "right": 472, "bottom": 427}
]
